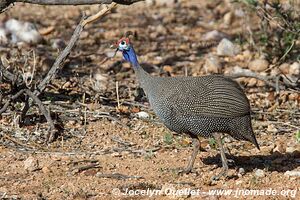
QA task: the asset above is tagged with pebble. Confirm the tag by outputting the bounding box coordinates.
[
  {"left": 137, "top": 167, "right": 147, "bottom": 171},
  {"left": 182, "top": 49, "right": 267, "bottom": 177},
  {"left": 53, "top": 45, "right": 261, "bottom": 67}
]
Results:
[
  {"left": 285, "top": 146, "right": 296, "bottom": 154},
  {"left": 93, "top": 73, "right": 109, "bottom": 91},
  {"left": 217, "top": 38, "right": 240, "bottom": 56},
  {"left": 42, "top": 166, "right": 51, "bottom": 174},
  {"left": 51, "top": 38, "right": 66, "bottom": 50},
  {"left": 238, "top": 167, "right": 245, "bottom": 177},
  {"left": 5, "top": 18, "right": 42, "bottom": 44},
  {"left": 255, "top": 169, "right": 265, "bottom": 178},
  {"left": 136, "top": 111, "right": 150, "bottom": 119},
  {"left": 202, "top": 30, "right": 227, "bottom": 41},
  {"left": 272, "top": 141, "right": 286, "bottom": 154},
  {"left": 223, "top": 12, "right": 233, "bottom": 25},
  {"left": 284, "top": 170, "right": 300, "bottom": 177},
  {"left": 24, "top": 156, "right": 39, "bottom": 172},
  {"left": 248, "top": 59, "right": 269, "bottom": 72},
  {"left": 289, "top": 62, "right": 300, "bottom": 75},
  {"left": 247, "top": 78, "right": 257, "bottom": 87},
  {"left": 279, "top": 63, "right": 290, "bottom": 74},
  {"left": 204, "top": 54, "right": 222, "bottom": 73}
]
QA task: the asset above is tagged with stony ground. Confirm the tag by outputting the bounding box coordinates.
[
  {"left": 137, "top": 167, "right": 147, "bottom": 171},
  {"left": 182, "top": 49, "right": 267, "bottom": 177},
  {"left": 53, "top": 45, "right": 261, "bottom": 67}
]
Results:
[{"left": 0, "top": 0, "right": 299, "bottom": 199}]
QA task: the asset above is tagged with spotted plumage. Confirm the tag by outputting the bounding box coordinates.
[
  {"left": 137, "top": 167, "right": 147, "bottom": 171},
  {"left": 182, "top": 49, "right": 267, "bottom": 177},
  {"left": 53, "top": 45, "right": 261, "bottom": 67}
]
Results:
[{"left": 116, "top": 37, "right": 259, "bottom": 180}]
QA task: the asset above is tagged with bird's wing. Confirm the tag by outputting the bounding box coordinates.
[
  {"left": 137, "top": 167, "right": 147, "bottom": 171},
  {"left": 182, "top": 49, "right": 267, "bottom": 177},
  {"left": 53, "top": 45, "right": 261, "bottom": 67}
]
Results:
[{"left": 164, "top": 77, "right": 250, "bottom": 118}]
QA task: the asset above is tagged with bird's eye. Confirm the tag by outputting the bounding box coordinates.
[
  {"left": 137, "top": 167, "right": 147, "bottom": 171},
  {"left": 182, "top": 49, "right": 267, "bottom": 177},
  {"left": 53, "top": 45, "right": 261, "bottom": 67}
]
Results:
[{"left": 118, "top": 40, "right": 128, "bottom": 50}]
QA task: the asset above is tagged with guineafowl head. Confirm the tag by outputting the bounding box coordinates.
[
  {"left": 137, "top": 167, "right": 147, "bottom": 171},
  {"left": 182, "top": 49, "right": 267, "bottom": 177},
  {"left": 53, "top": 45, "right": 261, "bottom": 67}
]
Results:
[{"left": 116, "top": 37, "right": 139, "bottom": 67}]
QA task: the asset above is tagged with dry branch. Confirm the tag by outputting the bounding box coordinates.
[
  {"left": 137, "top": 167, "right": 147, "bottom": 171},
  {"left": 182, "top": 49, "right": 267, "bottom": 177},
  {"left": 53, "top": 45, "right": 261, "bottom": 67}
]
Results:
[
  {"left": 0, "top": 1, "right": 138, "bottom": 143},
  {"left": 0, "top": 0, "right": 143, "bottom": 12},
  {"left": 228, "top": 70, "right": 299, "bottom": 91},
  {"left": 35, "top": 3, "right": 117, "bottom": 96}
]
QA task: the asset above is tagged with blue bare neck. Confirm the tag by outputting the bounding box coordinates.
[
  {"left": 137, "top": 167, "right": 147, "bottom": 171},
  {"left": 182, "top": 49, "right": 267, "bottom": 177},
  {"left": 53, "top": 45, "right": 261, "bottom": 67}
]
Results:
[{"left": 122, "top": 46, "right": 153, "bottom": 94}]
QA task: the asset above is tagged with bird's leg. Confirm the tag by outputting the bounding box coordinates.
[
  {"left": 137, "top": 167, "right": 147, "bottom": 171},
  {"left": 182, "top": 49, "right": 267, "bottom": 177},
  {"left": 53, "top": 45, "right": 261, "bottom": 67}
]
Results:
[
  {"left": 211, "top": 133, "right": 228, "bottom": 181},
  {"left": 179, "top": 136, "right": 200, "bottom": 174}
]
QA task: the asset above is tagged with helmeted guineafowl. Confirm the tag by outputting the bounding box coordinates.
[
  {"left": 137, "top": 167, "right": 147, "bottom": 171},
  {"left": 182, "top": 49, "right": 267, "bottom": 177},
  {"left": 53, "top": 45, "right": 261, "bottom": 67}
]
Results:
[{"left": 115, "top": 37, "right": 259, "bottom": 180}]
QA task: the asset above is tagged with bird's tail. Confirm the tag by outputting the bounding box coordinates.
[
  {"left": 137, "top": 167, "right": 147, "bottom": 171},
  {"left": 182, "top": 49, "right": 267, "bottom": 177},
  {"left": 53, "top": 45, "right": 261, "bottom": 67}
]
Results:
[{"left": 230, "top": 115, "right": 260, "bottom": 150}]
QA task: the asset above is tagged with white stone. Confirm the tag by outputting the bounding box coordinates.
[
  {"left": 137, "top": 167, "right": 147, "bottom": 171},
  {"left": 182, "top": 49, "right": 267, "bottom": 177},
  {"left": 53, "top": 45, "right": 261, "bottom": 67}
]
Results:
[
  {"left": 289, "top": 62, "right": 300, "bottom": 75},
  {"left": 255, "top": 169, "right": 265, "bottom": 177},
  {"left": 238, "top": 167, "right": 245, "bottom": 175},
  {"left": 204, "top": 54, "right": 222, "bottom": 73},
  {"left": 284, "top": 170, "right": 300, "bottom": 177},
  {"left": 202, "top": 30, "right": 227, "bottom": 41},
  {"left": 136, "top": 111, "right": 150, "bottom": 119},
  {"left": 223, "top": 12, "right": 233, "bottom": 25},
  {"left": 24, "top": 156, "right": 39, "bottom": 172},
  {"left": 248, "top": 59, "right": 269, "bottom": 72},
  {"left": 217, "top": 38, "right": 240, "bottom": 56},
  {"left": 5, "top": 19, "right": 42, "bottom": 44}
]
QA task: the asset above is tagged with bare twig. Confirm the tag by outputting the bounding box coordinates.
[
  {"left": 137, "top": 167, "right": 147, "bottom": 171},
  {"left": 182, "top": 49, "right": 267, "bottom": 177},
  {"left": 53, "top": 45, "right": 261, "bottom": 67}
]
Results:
[
  {"left": 34, "top": 2, "right": 117, "bottom": 96},
  {"left": 24, "top": 89, "right": 56, "bottom": 142},
  {"left": 228, "top": 71, "right": 282, "bottom": 89},
  {"left": 0, "top": 0, "right": 144, "bottom": 12},
  {"left": 1, "top": 132, "right": 34, "bottom": 149},
  {"left": 0, "top": 89, "right": 25, "bottom": 114}
]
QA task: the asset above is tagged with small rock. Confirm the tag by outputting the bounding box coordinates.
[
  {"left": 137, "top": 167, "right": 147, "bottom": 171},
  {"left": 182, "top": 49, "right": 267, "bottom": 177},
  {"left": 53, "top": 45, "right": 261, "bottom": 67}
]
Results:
[
  {"left": 248, "top": 59, "right": 269, "bottom": 72},
  {"left": 279, "top": 63, "right": 290, "bottom": 74},
  {"left": 93, "top": 73, "right": 109, "bottom": 91},
  {"left": 136, "top": 111, "right": 150, "bottom": 119},
  {"left": 51, "top": 39, "right": 66, "bottom": 49},
  {"left": 284, "top": 170, "right": 300, "bottom": 177},
  {"left": 42, "top": 166, "right": 51, "bottom": 173},
  {"left": 111, "top": 152, "right": 122, "bottom": 157},
  {"left": 156, "top": 24, "right": 167, "bottom": 35},
  {"left": 163, "top": 65, "right": 173, "bottom": 73},
  {"left": 217, "top": 38, "right": 240, "bottom": 56},
  {"left": 5, "top": 19, "right": 42, "bottom": 44},
  {"left": 289, "top": 62, "right": 300, "bottom": 75},
  {"left": 267, "top": 124, "right": 277, "bottom": 133},
  {"left": 272, "top": 141, "right": 286, "bottom": 154},
  {"left": 223, "top": 12, "right": 233, "bottom": 25},
  {"left": 202, "top": 30, "right": 227, "bottom": 41},
  {"left": 247, "top": 78, "right": 257, "bottom": 87},
  {"left": 234, "top": 8, "right": 245, "bottom": 17},
  {"left": 286, "top": 147, "right": 296, "bottom": 154},
  {"left": 24, "top": 156, "right": 39, "bottom": 172},
  {"left": 238, "top": 168, "right": 245, "bottom": 177},
  {"left": 255, "top": 169, "right": 265, "bottom": 178},
  {"left": 204, "top": 54, "right": 222, "bottom": 73},
  {"left": 16, "top": 22, "right": 42, "bottom": 44},
  {"left": 270, "top": 68, "right": 280, "bottom": 76}
]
